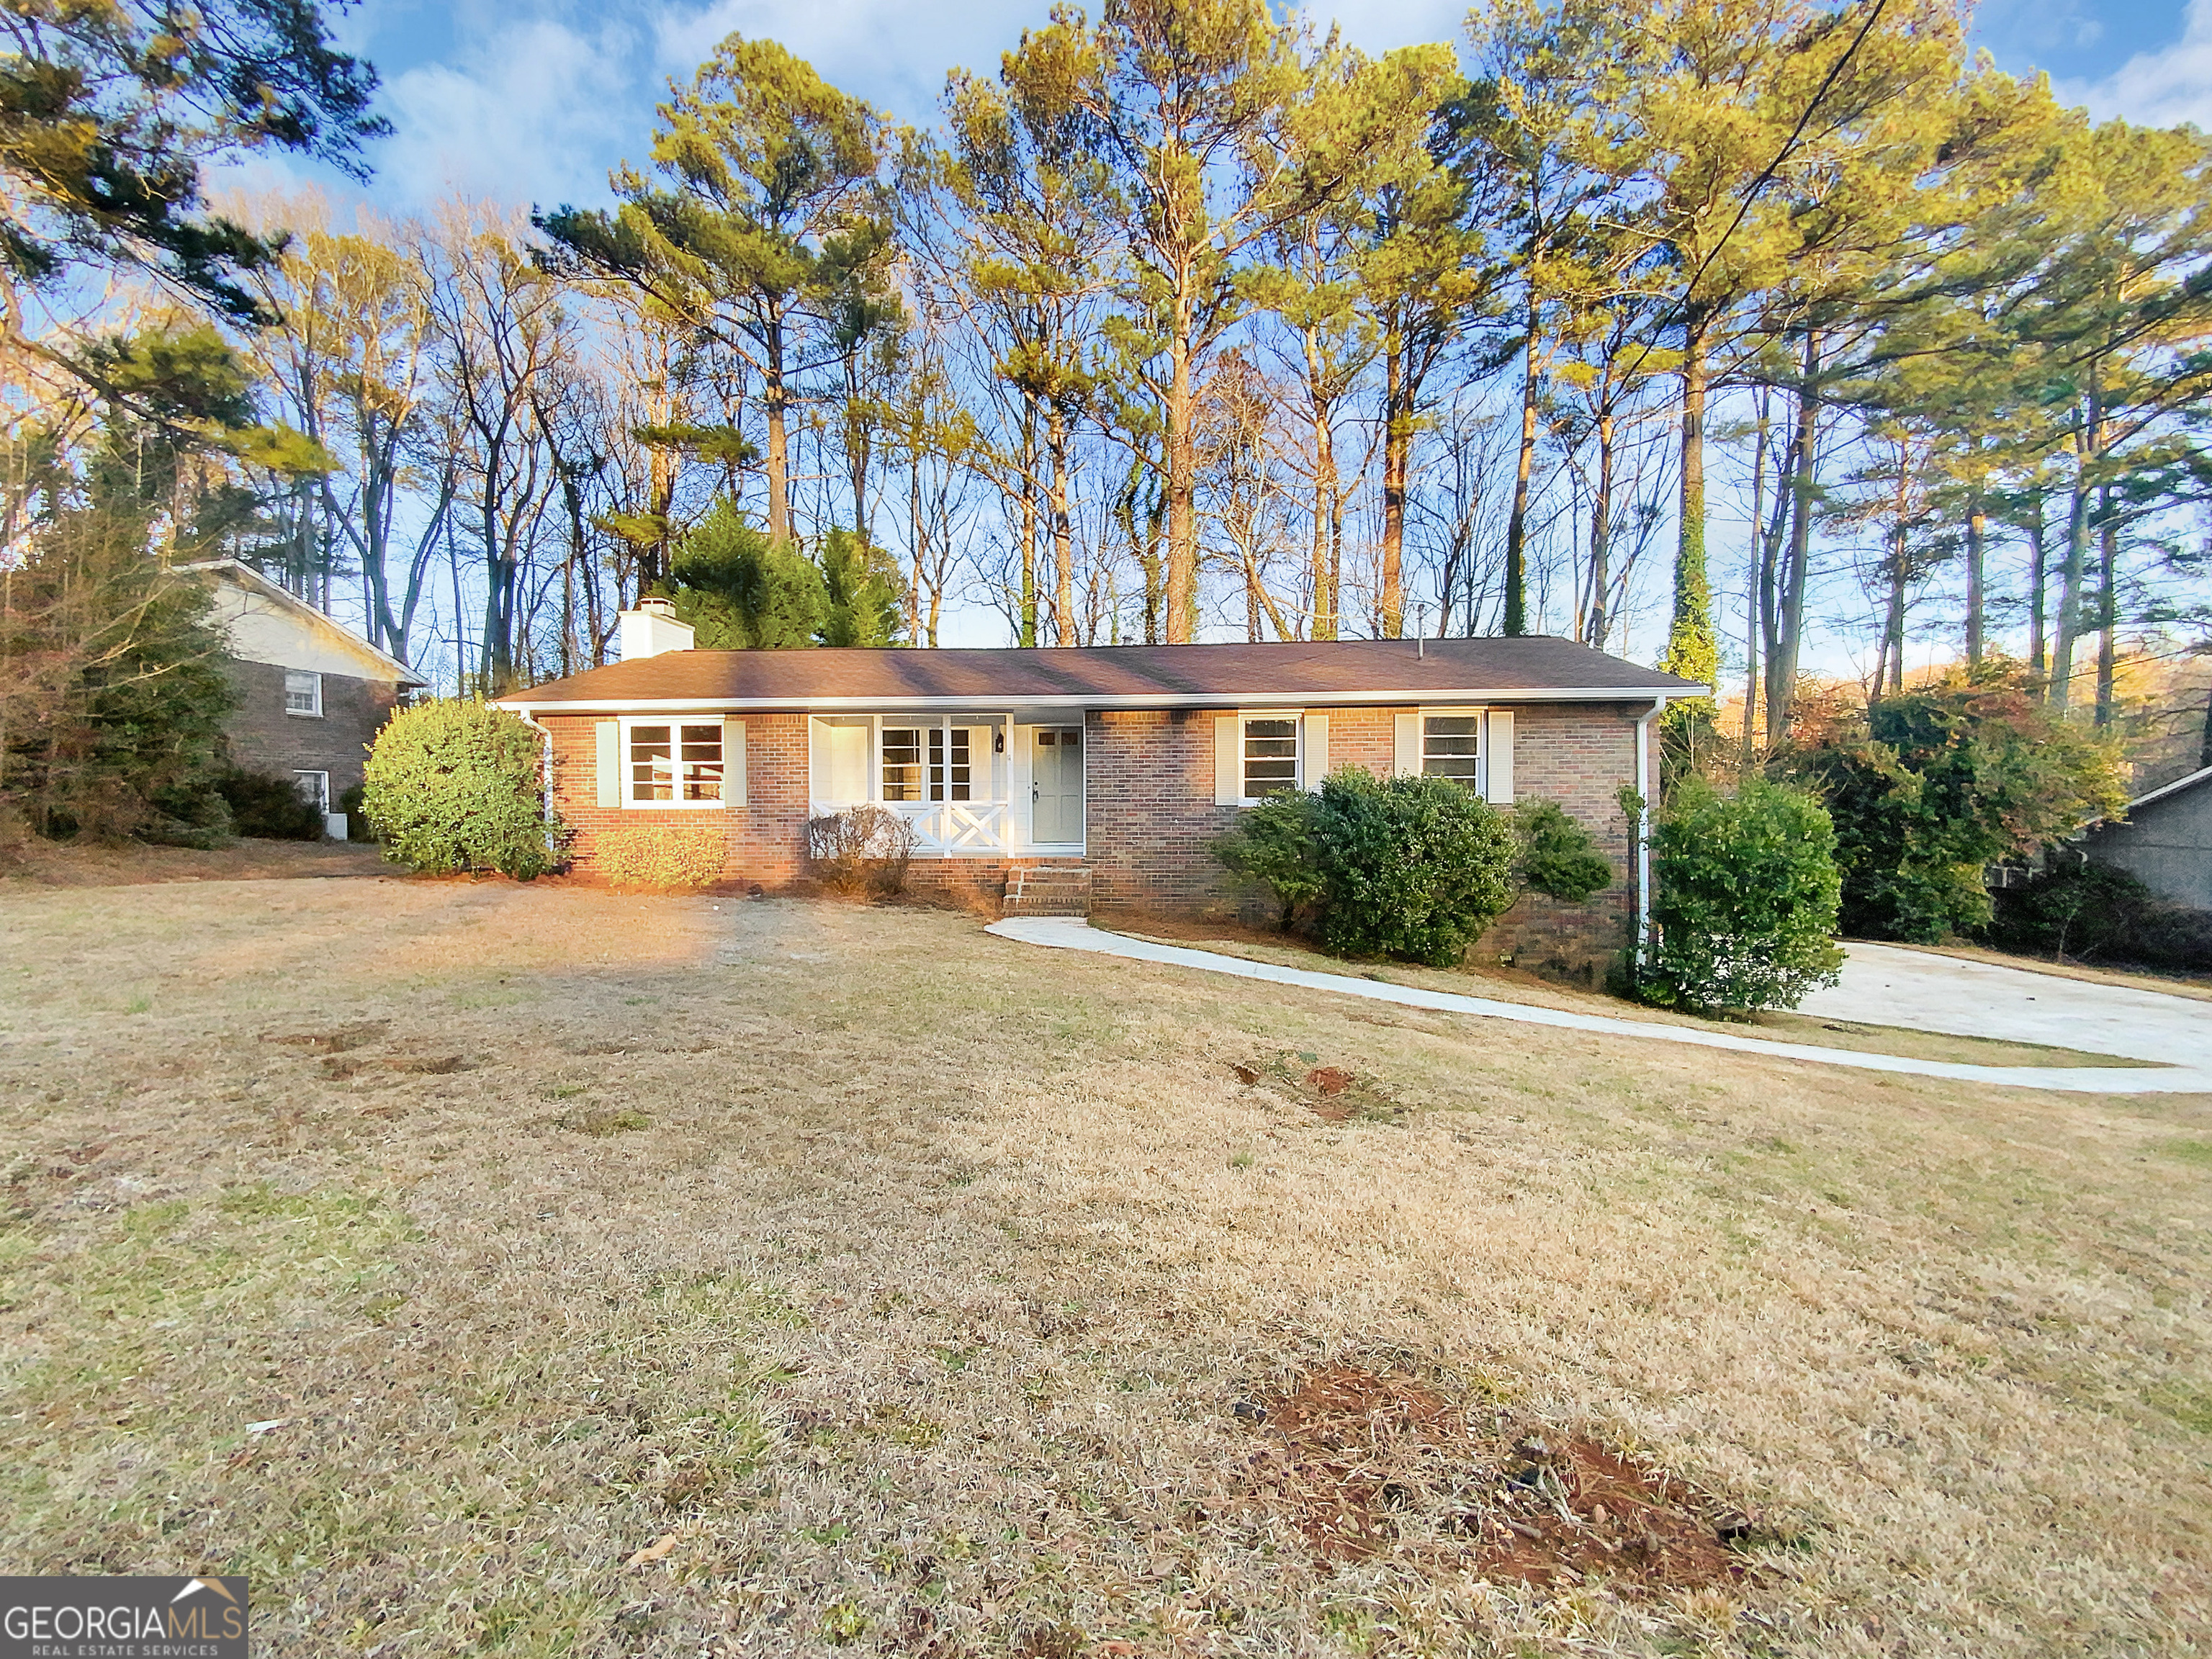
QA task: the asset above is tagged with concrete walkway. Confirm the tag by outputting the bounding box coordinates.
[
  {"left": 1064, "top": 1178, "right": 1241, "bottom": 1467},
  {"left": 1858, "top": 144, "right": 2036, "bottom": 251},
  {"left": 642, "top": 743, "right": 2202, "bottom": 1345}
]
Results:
[{"left": 984, "top": 917, "right": 2212, "bottom": 1094}]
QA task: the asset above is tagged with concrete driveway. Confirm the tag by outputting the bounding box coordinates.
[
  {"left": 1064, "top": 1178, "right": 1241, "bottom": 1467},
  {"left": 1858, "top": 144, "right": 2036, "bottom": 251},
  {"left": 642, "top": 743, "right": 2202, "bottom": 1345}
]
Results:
[
  {"left": 989, "top": 919, "right": 2212, "bottom": 1093},
  {"left": 1800, "top": 942, "right": 2212, "bottom": 1069}
]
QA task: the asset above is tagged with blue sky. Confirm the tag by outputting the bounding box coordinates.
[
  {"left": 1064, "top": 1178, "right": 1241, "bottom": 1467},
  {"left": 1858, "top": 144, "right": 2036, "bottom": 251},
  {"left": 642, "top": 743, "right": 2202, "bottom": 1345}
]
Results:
[{"left": 243, "top": 0, "right": 2211, "bottom": 217}]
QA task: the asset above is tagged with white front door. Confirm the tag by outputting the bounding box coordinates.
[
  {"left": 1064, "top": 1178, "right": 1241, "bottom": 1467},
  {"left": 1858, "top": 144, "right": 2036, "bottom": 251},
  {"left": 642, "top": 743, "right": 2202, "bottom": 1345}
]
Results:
[{"left": 1031, "top": 727, "right": 1084, "bottom": 845}]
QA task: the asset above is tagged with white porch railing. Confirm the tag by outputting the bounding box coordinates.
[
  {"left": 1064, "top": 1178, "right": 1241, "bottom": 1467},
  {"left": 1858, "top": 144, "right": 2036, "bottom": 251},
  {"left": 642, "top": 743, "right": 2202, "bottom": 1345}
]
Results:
[{"left": 811, "top": 799, "right": 1012, "bottom": 857}]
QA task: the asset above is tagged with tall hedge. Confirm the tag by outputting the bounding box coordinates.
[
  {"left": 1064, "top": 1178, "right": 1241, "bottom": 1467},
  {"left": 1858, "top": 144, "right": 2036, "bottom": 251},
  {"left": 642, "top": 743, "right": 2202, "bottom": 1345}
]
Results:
[
  {"left": 363, "top": 700, "right": 563, "bottom": 878},
  {"left": 1644, "top": 777, "right": 1845, "bottom": 1012}
]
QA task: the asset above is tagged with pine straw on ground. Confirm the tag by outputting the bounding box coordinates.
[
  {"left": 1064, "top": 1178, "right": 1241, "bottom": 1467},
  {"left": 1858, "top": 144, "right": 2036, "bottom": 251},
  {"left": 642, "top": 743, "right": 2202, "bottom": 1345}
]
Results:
[{"left": 1, "top": 878, "right": 2209, "bottom": 1658}]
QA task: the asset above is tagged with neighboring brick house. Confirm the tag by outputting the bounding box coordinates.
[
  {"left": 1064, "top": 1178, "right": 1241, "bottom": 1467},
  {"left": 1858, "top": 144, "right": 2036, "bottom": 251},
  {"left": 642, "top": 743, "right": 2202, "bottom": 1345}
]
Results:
[
  {"left": 495, "top": 602, "right": 1702, "bottom": 976},
  {"left": 179, "top": 559, "right": 424, "bottom": 835}
]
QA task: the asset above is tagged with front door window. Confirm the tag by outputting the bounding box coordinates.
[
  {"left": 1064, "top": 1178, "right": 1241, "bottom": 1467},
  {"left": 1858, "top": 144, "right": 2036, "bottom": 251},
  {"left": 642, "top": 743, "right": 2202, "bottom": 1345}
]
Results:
[{"left": 1032, "top": 727, "right": 1084, "bottom": 844}]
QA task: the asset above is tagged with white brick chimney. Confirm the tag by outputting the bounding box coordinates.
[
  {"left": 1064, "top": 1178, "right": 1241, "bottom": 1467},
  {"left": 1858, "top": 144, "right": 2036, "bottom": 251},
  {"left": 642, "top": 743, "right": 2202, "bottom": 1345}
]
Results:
[{"left": 618, "top": 595, "right": 695, "bottom": 661}]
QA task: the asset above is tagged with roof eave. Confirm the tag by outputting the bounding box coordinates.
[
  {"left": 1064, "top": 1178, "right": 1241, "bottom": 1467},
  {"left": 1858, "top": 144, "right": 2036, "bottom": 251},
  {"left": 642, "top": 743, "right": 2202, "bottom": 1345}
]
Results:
[{"left": 495, "top": 685, "right": 1703, "bottom": 713}]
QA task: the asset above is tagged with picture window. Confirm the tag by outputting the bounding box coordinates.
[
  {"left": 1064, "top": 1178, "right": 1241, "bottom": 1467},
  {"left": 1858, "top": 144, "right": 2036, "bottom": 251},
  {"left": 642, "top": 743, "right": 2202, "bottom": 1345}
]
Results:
[{"left": 629, "top": 721, "right": 723, "bottom": 805}]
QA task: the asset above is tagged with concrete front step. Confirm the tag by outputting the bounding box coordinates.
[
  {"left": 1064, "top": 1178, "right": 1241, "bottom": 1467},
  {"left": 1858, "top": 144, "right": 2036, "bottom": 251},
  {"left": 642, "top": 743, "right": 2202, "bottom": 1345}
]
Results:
[{"left": 1001, "top": 864, "right": 1092, "bottom": 918}]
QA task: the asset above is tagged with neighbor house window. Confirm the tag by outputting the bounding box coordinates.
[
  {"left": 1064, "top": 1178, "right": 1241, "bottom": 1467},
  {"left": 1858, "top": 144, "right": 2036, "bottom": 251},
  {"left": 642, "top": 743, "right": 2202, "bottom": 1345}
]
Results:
[
  {"left": 284, "top": 670, "right": 323, "bottom": 716},
  {"left": 294, "top": 770, "right": 330, "bottom": 813},
  {"left": 1421, "top": 715, "right": 1482, "bottom": 788},
  {"left": 1242, "top": 717, "right": 1299, "bottom": 800},
  {"left": 627, "top": 721, "right": 724, "bottom": 805}
]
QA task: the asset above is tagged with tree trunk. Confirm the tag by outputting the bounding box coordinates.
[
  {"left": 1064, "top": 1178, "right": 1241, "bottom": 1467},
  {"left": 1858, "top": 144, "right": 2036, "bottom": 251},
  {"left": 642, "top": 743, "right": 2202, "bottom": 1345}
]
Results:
[
  {"left": 1587, "top": 410, "right": 1614, "bottom": 650},
  {"left": 846, "top": 353, "right": 870, "bottom": 544},
  {"left": 1663, "top": 313, "right": 1715, "bottom": 696},
  {"left": 1884, "top": 524, "right": 1907, "bottom": 696},
  {"left": 1018, "top": 397, "right": 1040, "bottom": 647},
  {"left": 1304, "top": 325, "right": 1339, "bottom": 642},
  {"left": 1380, "top": 331, "right": 1408, "bottom": 638},
  {"left": 1503, "top": 319, "right": 1537, "bottom": 637},
  {"left": 2095, "top": 482, "right": 2117, "bottom": 728},
  {"left": 764, "top": 315, "right": 791, "bottom": 543},
  {"left": 1164, "top": 282, "right": 1197, "bottom": 642},
  {"left": 1047, "top": 400, "right": 1074, "bottom": 648},
  {"left": 2052, "top": 454, "right": 2090, "bottom": 713},
  {"left": 1964, "top": 494, "right": 1987, "bottom": 667},
  {"left": 2026, "top": 493, "right": 2048, "bottom": 688},
  {"left": 1766, "top": 341, "right": 1820, "bottom": 744}
]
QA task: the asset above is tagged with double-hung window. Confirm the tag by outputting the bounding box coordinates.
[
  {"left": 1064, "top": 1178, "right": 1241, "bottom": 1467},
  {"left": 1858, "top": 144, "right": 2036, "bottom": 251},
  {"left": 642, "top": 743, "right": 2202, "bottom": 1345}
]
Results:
[
  {"left": 1421, "top": 714, "right": 1482, "bottom": 789},
  {"left": 881, "top": 724, "right": 974, "bottom": 802},
  {"left": 1241, "top": 717, "right": 1300, "bottom": 800},
  {"left": 284, "top": 670, "right": 323, "bottom": 717},
  {"left": 929, "top": 727, "right": 972, "bottom": 801},
  {"left": 627, "top": 721, "right": 724, "bottom": 805}
]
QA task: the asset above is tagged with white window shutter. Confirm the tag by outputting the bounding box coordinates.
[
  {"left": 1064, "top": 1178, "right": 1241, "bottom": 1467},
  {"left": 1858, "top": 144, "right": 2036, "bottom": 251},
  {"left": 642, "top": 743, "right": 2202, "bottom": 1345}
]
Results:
[
  {"left": 1214, "top": 715, "right": 1241, "bottom": 805},
  {"left": 722, "top": 717, "right": 745, "bottom": 806},
  {"left": 807, "top": 718, "right": 824, "bottom": 804},
  {"left": 1301, "top": 713, "right": 1328, "bottom": 787},
  {"left": 1485, "top": 709, "right": 1516, "bottom": 804},
  {"left": 1393, "top": 711, "right": 1420, "bottom": 778},
  {"left": 595, "top": 720, "right": 620, "bottom": 809}
]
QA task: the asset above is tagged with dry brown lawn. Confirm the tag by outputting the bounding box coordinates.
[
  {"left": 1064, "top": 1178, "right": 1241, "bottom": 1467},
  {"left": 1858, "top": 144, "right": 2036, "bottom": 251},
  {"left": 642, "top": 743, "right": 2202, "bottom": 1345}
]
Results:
[{"left": 2, "top": 876, "right": 2209, "bottom": 1658}]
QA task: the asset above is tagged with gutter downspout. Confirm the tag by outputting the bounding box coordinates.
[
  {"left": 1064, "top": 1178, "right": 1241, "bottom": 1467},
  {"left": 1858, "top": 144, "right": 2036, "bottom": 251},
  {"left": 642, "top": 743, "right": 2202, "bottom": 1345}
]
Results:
[
  {"left": 1632, "top": 695, "right": 1668, "bottom": 972},
  {"left": 511, "top": 703, "right": 557, "bottom": 857}
]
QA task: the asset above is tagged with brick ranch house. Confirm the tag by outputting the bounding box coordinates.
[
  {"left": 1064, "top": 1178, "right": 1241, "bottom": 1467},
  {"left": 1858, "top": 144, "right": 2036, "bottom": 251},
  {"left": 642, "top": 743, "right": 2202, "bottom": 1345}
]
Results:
[
  {"left": 495, "top": 602, "right": 1703, "bottom": 978},
  {"left": 181, "top": 558, "right": 426, "bottom": 836}
]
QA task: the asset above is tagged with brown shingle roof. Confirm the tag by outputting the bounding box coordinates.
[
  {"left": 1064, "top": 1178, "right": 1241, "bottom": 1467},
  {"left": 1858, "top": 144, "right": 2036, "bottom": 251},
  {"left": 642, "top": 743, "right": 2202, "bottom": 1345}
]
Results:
[{"left": 495, "top": 637, "right": 1703, "bottom": 710}]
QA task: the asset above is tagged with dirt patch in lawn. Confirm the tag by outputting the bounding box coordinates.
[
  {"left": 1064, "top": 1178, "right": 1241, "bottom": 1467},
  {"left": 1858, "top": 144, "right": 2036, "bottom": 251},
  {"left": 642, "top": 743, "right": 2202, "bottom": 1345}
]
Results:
[
  {"left": 1231, "top": 1053, "right": 1407, "bottom": 1123},
  {"left": 1241, "top": 1362, "right": 1750, "bottom": 1593}
]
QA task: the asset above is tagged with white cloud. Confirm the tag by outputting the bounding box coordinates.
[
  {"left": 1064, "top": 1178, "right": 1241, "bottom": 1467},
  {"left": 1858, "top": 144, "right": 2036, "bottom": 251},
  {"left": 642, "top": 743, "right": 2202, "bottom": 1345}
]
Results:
[
  {"left": 374, "top": 14, "right": 642, "bottom": 210},
  {"left": 2059, "top": 0, "right": 2212, "bottom": 129}
]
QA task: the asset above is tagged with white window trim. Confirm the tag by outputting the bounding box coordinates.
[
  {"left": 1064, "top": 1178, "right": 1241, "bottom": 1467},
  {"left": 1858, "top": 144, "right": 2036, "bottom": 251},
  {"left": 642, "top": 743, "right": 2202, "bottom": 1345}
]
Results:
[
  {"left": 1236, "top": 710, "right": 1303, "bottom": 806},
  {"left": 1417, "top": 706, "right": 1487, "bottom": 796},
  {"left": 283, "top": 669, "right": 323, "bottom": 718},
  {"left": 293, "top": 770, "right": 331, "bottom": 812},
  {"left": 617, "top": 714, "right": 729, "bottom": 811}
]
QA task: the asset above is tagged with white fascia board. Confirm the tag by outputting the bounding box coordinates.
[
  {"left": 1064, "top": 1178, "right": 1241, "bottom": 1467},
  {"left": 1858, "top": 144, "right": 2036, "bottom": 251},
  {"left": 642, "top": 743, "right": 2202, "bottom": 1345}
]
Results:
[
  {"left": 2123, "top": 763, "right": 2212, "bottom": 814},
  {"left": 492, "top": 684, "right": 1707, "bottom": 714}
]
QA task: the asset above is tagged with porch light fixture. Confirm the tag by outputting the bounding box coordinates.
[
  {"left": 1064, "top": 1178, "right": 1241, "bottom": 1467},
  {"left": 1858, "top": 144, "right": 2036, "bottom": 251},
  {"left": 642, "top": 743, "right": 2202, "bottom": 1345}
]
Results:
[{"left": 994, "top": 729, "right": 1005, "bottom": 752}]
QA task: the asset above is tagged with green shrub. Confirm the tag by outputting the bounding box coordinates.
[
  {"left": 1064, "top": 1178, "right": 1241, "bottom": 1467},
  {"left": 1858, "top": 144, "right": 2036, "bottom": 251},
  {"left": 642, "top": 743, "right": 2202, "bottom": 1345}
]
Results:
[
  {"left": 216, "top": 769, "right": 325, "bottom": 840},
  {"left": 1211, "top": 788, "right": 1325, "bottom": 929},
  {"left": 1514, "top": 799, "right": 1613, "bottom": 902},
  {"left": 1643, "top": 777, "right": 1845, "bottom": 1013},
  {"left": 1990, "top": 863, "right": 2212, "bottom": 971},
  {"left": 1215, "top": 769, "right": 1515, "bottom": 966},
  {"left": 1313, "top": 771, "right": 1516, "bottom": 966},
  {"left": 595, "top": 822, "right": 728, "bottom": 891},
  {"left": 362, "top": 700, "right": 563, "bottom": 878},
  {"left": 1776, "top": 667, "right": 2125, "bottom": 942},
  {"left": 338, "top": 783, "right": 374, "bottom": 842}
]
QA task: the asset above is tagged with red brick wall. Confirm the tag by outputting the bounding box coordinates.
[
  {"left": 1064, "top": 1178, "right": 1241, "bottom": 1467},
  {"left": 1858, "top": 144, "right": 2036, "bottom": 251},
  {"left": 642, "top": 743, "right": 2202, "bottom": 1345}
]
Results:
[
  {"left": 543, "top": 711, "right": 812, "bottom": 887},
  {"left": 541, "top": 701, "right": 1658, "bottom": 976},
  {"left": 1084, "top": 700, "right": 1654, "bottom": 976},
  {"left": 222, "top": 659, "right": 398, "bottom": 796}
]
